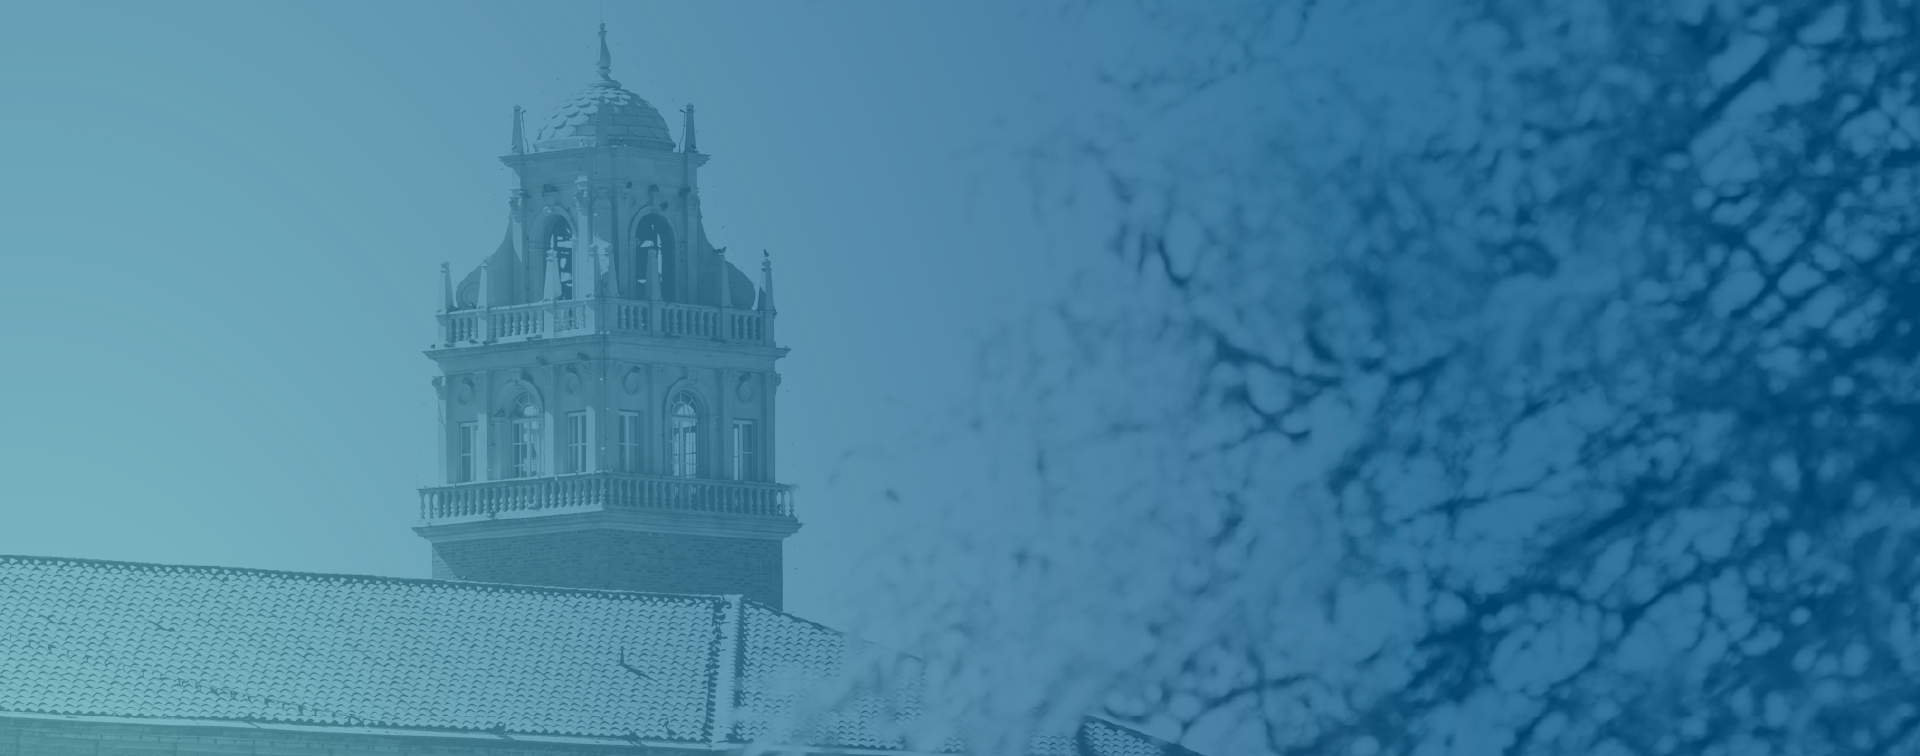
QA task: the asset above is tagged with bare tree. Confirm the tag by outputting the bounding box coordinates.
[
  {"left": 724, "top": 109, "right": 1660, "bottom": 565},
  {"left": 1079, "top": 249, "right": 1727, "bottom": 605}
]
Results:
[{"left": 862, "top": 1, "right": 1920, "bottom": 754}]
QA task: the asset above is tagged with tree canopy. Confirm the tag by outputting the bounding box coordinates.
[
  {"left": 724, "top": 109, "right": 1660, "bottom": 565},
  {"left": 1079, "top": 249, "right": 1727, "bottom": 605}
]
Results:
[{"left": 870, "top": 2, "right": 1920, "bottom": 755}]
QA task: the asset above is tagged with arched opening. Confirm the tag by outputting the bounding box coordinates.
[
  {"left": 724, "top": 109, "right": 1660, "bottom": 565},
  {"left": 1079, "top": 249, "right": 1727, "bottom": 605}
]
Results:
[
  {"left": 509, "top": 392, "right": 542, "bottom": 478},
  {"left": 544, "top": 217, "right": 575, "bottom": 300},
  {"left": 632, "top": 214, "right": 675, "bottom": 300},
  {"left": 668, "top": 391, "right": 699, "bottom": 478}
]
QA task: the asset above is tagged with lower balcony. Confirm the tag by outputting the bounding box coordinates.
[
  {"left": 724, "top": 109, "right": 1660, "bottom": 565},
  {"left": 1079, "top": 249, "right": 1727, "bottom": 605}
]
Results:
[
  {"left": 436, "top": 299, "right": 774, "bottom": 349},
  {"left": 419, "top": 472, "right": 794, "bottom": 523}
]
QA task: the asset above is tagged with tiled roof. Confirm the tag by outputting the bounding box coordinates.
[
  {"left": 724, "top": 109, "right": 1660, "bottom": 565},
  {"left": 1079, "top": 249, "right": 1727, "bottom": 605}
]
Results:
[
  {"left": 0, "top": 555, "right": 883, "bottom": 747},
  {"left": 533, "top": 84, "right": 676, "bottom": 152},
  {"left": 735, "top": 602, "right": 925, "bottom": 747},
  {"left": 0, "top": 555, "right": 1191, "bottom": 754},
  {"left": 1035, "top": 718, "right": 1208, "bottom": 756}
]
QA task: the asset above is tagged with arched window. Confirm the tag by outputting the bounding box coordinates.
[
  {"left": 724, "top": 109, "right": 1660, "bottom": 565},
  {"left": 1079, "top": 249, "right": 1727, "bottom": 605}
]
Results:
[
  {"left": 633, "top": 215, "right": 674, "bottom": 300},
  {"left": 668, "top": 392, "right": 699, "bottom": 478},
  {"left": 509, "top": 392, "right": 542, "bottom": 478},
  {"left": 545, "top": 217, "right": 575, "bottom": 300}
]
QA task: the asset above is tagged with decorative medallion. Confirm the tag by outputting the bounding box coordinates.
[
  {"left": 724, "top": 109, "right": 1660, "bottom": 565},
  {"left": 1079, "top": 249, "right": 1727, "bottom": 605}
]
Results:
[
  {"left": 563, "top": 370, "right": 582, "bottom": 395},
  {"left": 624, "top": 368, "right": 643, "bottom": 395},
  {"left": 736, "top": 375, "right": 756, "bottom": 403},
  {"left": 455, "top": 379, "right": 474, "bottom": 406}
]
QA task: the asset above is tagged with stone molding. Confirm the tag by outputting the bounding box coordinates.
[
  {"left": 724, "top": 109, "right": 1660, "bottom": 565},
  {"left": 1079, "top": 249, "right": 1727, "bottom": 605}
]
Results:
[{"left": 415, "top": 506, "right": 802, "bottom": 544}]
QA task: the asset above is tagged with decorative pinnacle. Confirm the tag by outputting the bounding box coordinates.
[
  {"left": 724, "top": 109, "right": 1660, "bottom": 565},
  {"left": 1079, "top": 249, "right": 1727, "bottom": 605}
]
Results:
[
  {"left": 595, "top": 23, "right": 620, "bottom": 88},
  {"left": 682, "top": 103, "right": 697, "bottom": 153},
  {"left": 510, "top": 105, "right": 525, "bottom": 154},
  {"left": 759, "top": 250, "right": 777, "bottom": 313}
]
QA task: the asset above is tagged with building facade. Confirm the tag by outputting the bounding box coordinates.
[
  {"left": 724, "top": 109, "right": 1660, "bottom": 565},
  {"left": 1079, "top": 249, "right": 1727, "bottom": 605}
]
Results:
[
  {"left": 0, "top": 28, "right": 1198, "bottom": 756},
  {"left": 415, "top": 26, "right": 797, "bottom": 609}
]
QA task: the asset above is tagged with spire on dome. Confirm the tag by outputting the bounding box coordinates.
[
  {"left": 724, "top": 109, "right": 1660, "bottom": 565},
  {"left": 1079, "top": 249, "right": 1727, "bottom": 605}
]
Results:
[{"left": 594, "top": 23, "right": 620, "bottom": 88}]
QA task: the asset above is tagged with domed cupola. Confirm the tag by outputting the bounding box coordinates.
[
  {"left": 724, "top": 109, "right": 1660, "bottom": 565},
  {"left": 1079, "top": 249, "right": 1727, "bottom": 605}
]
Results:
[{"left": 531, "top": 24, "right": 676, "bottom": 152}]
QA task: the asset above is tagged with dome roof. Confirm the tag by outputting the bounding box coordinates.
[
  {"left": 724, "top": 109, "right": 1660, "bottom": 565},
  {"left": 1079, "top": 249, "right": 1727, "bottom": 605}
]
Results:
[
  {"left": 532, "top": 82, "right": 676, "bottom": 152},
  {"left": 530, "top": 26, "right": 676, "bottom": 153}
]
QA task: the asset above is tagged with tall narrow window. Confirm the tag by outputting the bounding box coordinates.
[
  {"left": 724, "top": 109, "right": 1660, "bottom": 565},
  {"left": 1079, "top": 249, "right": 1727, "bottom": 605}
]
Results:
[
  {"left": 458, "top": 422, "right": 478, "bottom": 483},
  {"left": 669, "top": 393, "right": 699, "bottom": 478},
  {"left": 731, "top": 420, "right": 759, "bottom": 482},
  {"left": 547, "top": 218, "right": 575, "bottom": 300},
  {"left": 618, "top": 411, "right": 643, "bottom": 473},
  {"left": 565, "top": 412, "right": 588, "bottom": 473},
  {"left": 635, "top": 215, "right": 676, "bottom": 301},
  {"left": 510, "top": 393, "right": 541, "bottom": 478}
]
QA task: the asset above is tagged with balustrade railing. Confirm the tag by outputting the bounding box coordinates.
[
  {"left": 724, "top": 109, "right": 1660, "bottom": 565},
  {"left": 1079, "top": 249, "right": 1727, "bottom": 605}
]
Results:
[
  {"left": 660, "top": 303, "right": 719, "bottom": 338},
  {"left": 729, "top": 311, "right": 766, "bottom": 342},
  {"left": 438, "top": 299, "right": 773, "bottom": 348},
  {"left": 490, "top": 307, "right": 544, "bottom": 338},
  {"left": 447, "top": 316, "right": 480, "bottom": 343},
  {"left": 613, "top": 303, "right": 648, "bottom": 332},
  {"left": 420, "top": 472, "right": 795, "bottom": 521}
]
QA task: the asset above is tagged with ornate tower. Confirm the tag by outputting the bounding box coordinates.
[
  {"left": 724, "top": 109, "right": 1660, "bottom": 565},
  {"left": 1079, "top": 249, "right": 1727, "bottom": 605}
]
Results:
[{"left": 416, "top": 27, "right": 797, "bottom": 608}]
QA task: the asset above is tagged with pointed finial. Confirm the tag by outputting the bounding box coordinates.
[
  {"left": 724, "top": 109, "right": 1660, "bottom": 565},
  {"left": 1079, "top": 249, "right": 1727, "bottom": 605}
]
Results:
[
  {"left": 683, "top": 103, "right": 697, "bottom": 153},
  {"left": 758, "top": 250, "right": 776, "bottom": 312},
  {"left": 594, "top": 23, "right": 620, "bottom": 87},
  {"left": 478, "top": 259, "right": 492, "bottom": 309},
  {"left": 441, "top": 262, "right": 454, "bottom": 311},
  {"left": 510, "top": 106, "right": 526, "bottom": 154}
]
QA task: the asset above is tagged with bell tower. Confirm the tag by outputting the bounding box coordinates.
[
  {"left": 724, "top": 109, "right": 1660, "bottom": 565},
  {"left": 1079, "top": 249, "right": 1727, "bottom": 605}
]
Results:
[{"left": 416, "top": 26, "right": 798, "bottom": 609}]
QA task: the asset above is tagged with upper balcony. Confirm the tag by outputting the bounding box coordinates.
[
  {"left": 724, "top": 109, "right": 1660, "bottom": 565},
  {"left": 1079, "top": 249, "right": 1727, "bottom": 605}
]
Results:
[
  {"left": 419, "top": 471, "right": 795, "bottom": 525},
  {"left": 435, "top": 298, "right": 774, "bottom": 351}
]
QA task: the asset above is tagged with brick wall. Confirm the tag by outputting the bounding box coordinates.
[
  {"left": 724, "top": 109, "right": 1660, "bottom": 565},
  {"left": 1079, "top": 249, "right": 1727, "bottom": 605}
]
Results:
[{"left": 429, "top": 529, "right": 783, "bottom": 609}]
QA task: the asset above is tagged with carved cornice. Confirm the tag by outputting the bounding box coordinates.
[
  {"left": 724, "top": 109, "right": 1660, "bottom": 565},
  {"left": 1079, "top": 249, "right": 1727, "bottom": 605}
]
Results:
[{"left": 414, "top": 506, "right": 802, "bottom": 543}]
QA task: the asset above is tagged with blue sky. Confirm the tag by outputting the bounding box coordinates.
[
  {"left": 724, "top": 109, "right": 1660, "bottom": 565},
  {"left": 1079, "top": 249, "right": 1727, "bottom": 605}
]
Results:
[{"left": 0, "top": 2, "right": 1148, "bottom": 628}]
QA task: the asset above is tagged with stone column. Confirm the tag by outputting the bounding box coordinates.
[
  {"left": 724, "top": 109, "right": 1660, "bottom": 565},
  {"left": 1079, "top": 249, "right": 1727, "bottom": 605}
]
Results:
[
  {"left": 543, "top": 366, "right": 559, "bottom": 478},
  {"left": 718, "top": 247, "right": 732, "bottom": 311},
  {"left": 432, "top": 377, "right": 448, "bottom": 484},
  {"left": 438, "top": 263, "right": 453, "bottom": 346},
  {"left": 574, "top": 176, "right": 594, "bottom": 302},
  {"left": 476, "top": 371, "right": 492, "bottom": 482},
  {"left": 543, "top": 247, "right": 561, "bottom": 301},
  {"left": 477, "top": 261, "right": 492, "bottom": 342}
]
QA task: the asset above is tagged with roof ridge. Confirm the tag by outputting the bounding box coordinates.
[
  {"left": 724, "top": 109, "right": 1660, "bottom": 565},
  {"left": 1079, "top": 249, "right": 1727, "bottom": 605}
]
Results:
[
  {"left": 1080, "top": 716, "right": 1207, "bottom": 756},
  {"left": 0, "top": 553, "right": 724, "bottom": 603},
  {"left": 736, "top": 596, "right": 859, "bottom": 636},
  {"left": 737, "top": 599, "right": 930, "bottom": 667},
  {"left": 709, "top": 594, "right": 743, "bottom": 744}
]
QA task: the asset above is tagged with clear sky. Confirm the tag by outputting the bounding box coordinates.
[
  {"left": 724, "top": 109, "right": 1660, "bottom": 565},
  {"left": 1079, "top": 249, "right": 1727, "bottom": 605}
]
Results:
[{"left": 0, "top": 2, "right": 1147, "bottom": 629}]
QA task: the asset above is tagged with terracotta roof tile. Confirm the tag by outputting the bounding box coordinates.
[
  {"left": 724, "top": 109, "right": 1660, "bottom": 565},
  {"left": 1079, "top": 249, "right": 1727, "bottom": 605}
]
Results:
[
  {"left": 0, "top": 556, "right": 725, "bottom": 742},
  {"left": 0, "top": 555, "right": 1192, "bottom": 755}
]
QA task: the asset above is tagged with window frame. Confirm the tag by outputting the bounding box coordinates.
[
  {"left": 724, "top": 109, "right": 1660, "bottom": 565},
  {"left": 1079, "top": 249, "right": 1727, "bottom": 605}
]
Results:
[
  {"left": 457, "top": 421, "right": 478, "bottom": 483},
  {"left": 668, "top": 392, "right": 699, "bottom": 478},
  {"left": 565, "top": 411, "right": 588, "bottom": 474},
  {"left": 635, "top": 214, "right": 676, "bottom": 301},
  {"left": 547, "top": 217, "right": 575, "bottom": 300},
  {"left": 618, "top": 410, "right": 644, "bottom": 473},
  {"left": 731, "top": 419, "right": 759, "bottom": 482},
  {"left": 509, "top": 393, "right": 542, "bottom": 479}
]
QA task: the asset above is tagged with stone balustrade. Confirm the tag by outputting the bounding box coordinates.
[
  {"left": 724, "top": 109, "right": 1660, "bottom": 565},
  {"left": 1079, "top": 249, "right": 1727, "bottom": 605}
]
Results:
[
  {"left": 437, "top": 299, "right": 774, "bottom": 348},
  {"left": 419, "top": 472, "right": 795, "bottom": 521}
]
